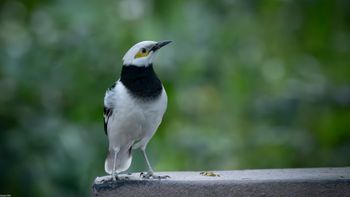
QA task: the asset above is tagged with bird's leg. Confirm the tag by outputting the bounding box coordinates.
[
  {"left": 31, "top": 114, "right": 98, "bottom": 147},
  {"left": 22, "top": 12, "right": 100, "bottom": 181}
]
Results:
[
  {"left": 112, "top": 147, "right": 120, "bottom": 181},
  {"left": 140, "top": 148, "right": 170, "bottom": 179},
  {"left": 142, "top": 148, "right": 154, "bottom": 173}
]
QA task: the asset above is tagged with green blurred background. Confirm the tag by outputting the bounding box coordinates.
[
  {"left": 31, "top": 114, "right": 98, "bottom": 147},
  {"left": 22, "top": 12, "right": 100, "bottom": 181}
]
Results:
[{"left": 1, "top": 0, "right": 350, "bottom": 196}]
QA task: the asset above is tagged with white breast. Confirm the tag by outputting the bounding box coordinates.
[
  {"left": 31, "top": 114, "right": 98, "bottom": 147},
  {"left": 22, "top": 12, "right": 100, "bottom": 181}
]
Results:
[{"left": 107, "top": 81, "right": 167, "bottom": 150}]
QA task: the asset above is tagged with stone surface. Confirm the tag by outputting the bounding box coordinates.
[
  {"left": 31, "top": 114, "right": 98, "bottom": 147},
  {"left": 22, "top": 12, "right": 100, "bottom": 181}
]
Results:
[{"left": 92, "top": 167, "right": 350, "bottom": 197}]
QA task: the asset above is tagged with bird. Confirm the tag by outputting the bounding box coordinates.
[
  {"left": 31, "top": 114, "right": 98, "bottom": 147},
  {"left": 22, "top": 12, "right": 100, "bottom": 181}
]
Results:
[{"left": 103, "top": 40, "right": 172, "bottom": 180}]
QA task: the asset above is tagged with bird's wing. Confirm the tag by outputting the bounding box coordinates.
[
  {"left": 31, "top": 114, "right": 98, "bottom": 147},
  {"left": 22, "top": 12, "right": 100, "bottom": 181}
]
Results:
[
  {"left": 103, "top": 106, "right": 112, "bottom": 135},
  {"left": 103, "top": 82, "right": 116, "bottom": 135}
]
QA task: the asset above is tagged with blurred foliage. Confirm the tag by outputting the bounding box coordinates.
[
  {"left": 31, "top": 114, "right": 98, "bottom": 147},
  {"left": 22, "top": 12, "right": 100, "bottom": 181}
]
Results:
[{"left": 1, "top": 0, "right": 350, "bottom": 196}]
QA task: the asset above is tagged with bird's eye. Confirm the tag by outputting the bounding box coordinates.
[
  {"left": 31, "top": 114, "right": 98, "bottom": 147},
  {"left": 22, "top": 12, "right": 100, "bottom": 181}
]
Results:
[{"left": 134, "top": 48, "right": 149, "bottom": 58}]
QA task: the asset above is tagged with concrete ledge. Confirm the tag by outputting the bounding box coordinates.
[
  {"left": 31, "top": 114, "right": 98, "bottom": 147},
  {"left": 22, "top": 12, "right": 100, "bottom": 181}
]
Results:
[{"left": 93, "top": 167, "right": 350, "bottom": 197}]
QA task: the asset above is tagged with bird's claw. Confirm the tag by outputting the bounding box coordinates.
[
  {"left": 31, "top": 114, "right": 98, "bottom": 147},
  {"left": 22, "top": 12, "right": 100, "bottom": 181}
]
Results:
[
  {"left": 112, "top": 174, "right": 120, "bottom": 181},
  {"left": 112, "top": 174, "right": 132, "bottom": 181},
  {"left": 140, "top": 172, "right": 170, "bottom": 179},
  {"left": 107, "top": 174, "right": 133, "bottom": 181},
  {"left": 96, "top": 175, "right": 118, "bottom": 183}
]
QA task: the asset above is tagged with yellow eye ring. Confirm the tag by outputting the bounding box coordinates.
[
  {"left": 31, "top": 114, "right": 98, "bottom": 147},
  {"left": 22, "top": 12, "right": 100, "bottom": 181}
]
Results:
[{"left": 135, "top": 48, "right": 149, "bottom": 58}]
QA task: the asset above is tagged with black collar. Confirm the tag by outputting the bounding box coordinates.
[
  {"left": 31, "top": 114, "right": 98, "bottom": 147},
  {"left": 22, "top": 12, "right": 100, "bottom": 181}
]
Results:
[{"left": 120, "top": 64, "right": 163, "bottom": 99}]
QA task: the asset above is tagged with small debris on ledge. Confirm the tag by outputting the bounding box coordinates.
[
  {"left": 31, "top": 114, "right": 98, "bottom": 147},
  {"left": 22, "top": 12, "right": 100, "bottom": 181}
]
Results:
[{"left": 200, "top": 171, "right": 220, "bottom": 177}]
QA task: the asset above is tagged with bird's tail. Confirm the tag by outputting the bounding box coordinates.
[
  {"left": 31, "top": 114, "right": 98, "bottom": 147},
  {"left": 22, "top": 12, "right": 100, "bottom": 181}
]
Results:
[{"left": 104, "top": 147, "right": 132, "bottom": 174}]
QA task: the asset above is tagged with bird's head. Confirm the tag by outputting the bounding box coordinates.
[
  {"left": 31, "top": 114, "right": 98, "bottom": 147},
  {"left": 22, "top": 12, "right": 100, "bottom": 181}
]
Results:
[{"left": 122, "top": 40, "right": 172, "bottom": 67}]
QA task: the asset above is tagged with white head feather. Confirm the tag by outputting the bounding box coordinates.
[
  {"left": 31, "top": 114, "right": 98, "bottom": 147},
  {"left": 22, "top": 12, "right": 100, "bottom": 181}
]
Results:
[
  {"left": 122, "top": 40, "right": 172, "bottom": 67},
  {"left": 122, "top": 41, "right": 157, "bottom": 67}
]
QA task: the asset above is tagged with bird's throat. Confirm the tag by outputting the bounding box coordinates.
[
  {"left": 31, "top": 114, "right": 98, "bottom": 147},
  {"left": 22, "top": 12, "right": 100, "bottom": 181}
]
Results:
[{"left": 120, "top": 64, "right": 163, "bottom": 99}]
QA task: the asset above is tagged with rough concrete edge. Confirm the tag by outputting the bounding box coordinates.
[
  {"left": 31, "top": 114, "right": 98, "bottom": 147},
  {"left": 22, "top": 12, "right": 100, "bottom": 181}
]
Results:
[
  {"left": 92, "top": 168, "right": 350, "bottom": 196},
  {"left": 92, "top": 178, "right": 350, "bottom": 193}
]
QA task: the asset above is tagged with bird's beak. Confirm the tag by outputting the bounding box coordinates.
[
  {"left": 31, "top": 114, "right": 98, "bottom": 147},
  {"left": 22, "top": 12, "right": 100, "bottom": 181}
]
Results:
[{"left": 151, "top": 40, "right": 172, "bottom": 52}]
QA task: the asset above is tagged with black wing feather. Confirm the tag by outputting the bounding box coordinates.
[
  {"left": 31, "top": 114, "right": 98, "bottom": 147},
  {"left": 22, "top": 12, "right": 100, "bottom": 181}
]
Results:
[
  {"left": 103, "top": 82, "right": 116, "bottom": 136},
  {"left": 103, "top": 106, "right": 113, "bottom": 135}
]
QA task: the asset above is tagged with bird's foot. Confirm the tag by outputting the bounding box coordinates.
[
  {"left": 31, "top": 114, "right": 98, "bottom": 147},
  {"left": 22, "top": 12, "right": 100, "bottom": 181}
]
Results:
[
  {"left": 95, "top": 175, "right": 117, "bottom": 183},
  {"left": 112, "top": 174, "right": 132, "bottom": 181},
  {"left": 140, "top": 171, "right": 170, "bottom": 179},
  {"left": 97, "top": 174, "right": 132, "bottom": 183},
  {"left": 112, "top": 174, "right": 119, "bottom": 181}
]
